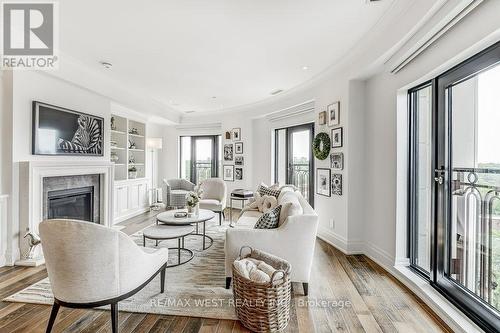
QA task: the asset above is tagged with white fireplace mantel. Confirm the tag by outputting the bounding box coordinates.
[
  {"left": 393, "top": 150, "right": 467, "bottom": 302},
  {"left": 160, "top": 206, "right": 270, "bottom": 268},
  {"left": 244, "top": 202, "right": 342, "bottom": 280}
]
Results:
[{"left": 17, "top": 160, "right": 114, "bottom": 265}]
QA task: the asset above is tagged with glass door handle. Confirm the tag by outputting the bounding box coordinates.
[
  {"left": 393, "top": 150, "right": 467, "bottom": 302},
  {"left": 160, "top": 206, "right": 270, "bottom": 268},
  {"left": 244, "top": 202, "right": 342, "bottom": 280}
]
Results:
[{"left": 434, "top": 167, "right": 445, "bottom": 185}]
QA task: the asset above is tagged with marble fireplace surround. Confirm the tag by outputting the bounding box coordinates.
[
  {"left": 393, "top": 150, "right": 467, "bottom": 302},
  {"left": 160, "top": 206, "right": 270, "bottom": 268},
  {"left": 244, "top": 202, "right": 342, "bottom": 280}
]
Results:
[{"left": 18, "top": 161, "right": 114, "bottom": 264}]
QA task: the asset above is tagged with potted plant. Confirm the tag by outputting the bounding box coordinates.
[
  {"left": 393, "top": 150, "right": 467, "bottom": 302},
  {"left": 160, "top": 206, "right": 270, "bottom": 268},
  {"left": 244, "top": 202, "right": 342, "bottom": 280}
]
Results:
[
  {"left": 128, "top": 166, "right": 137, "bottom": 179},
  {"left": 186, "top": 188, "right": 203, "bottom": 215}
]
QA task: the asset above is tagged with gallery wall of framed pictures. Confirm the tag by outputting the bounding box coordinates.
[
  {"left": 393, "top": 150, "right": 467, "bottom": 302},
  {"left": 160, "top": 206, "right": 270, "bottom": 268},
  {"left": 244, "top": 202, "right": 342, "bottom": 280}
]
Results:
[
  {"left": 223, "top": 127, "right": 244, "bottom": 182},
  {"left": 315, "top": 101, "right": 343, "bottom": 197}
]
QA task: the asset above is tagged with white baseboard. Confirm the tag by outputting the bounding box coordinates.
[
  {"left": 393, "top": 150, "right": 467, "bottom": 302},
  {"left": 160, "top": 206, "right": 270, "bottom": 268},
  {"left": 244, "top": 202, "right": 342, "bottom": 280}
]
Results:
[
  {"left": 317, "top": 226, "right": 364, "bottom": 255},
  {"left": 113, "top": 207, "right": 150, "bottom": 224}
]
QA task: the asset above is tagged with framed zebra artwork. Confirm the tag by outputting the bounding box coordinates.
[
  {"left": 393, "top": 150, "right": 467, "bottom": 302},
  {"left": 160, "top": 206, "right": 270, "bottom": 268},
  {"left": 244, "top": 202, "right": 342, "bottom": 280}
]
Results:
[{"left": 32, "top": 101, "right": 104, "bottom": 156}]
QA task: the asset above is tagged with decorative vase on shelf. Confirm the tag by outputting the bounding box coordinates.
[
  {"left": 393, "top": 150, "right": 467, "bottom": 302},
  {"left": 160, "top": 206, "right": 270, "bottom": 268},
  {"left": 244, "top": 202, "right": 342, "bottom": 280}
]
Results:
[{"left": 111, "top": 152, "right": 119, "bottom": 163}]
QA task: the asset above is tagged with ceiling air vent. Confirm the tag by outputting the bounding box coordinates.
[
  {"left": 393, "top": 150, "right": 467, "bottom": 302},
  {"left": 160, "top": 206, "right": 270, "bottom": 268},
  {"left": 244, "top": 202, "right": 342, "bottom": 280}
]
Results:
[{"left": 270, "top": 89, "right": 283, "bottom": 96}]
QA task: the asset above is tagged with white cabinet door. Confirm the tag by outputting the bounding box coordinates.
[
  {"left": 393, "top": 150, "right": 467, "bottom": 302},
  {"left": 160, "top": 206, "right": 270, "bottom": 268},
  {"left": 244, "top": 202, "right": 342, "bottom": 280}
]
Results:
[
  {"left": 115, "top": 185, "right": 129, "bottom": 217},
  {"left": 128, "top": 184, "right": 139, "bottom": 210},
  {"left": 138, "top": 182, "right": 148, "bottom": 207}
]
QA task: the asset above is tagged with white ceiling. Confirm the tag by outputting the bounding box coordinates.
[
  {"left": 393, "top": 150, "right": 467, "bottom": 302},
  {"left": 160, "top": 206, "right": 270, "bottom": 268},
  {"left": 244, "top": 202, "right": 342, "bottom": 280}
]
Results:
[{"left": 60, "top": 0, "right": 394, "bottom": 114}]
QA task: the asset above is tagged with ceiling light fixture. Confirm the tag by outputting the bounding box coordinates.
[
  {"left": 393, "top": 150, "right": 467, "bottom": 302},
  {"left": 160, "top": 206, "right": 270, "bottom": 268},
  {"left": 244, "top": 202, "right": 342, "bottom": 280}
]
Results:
[
  {"left": 270, "top": 89, "right": 283, "bottom": 95},
  {"left": 302, "top": 66, "right": 309, "bottom": 70},
  {"left": 100, "top": 61, "right": 112, "bottom": 69}
]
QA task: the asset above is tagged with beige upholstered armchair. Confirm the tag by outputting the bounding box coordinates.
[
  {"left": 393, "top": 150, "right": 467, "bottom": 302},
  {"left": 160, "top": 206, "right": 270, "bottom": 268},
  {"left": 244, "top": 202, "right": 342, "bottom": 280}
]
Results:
[
  {"left": 39, "top": 219, "right": 168, "bottom": 333},
  {"left": 163, "top": 178, "right": 196, "bottom": 208},
  {"left": 198, "top": 178, "right": 227, "bottom": 225}
]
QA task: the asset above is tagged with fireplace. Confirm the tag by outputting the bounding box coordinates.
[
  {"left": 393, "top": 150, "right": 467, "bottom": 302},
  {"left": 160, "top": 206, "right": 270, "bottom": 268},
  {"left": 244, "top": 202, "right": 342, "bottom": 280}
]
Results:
[
  {"left": 43, "top": 174, "right": 101, "bottom": 223},
  {"left": 47, "top": 186, "right": 94, "bottom": 222}
]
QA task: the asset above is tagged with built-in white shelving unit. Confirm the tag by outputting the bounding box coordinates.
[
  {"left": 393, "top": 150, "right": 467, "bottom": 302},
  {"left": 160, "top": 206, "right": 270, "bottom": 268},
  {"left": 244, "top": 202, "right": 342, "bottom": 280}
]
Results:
[{"left": 110, "top": 115, "right": 147, "bottom": 181}]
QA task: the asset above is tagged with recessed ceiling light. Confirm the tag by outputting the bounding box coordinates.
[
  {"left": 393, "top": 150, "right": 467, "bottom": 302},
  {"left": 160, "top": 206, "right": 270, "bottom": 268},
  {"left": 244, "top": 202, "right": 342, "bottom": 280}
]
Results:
[
  {"left": 302, "top": 66, "right": 309, "bottom": 70},
  {"left": 185, "top": 110, "right": 196, "bottom": 114},
  {"left": 100, "top": 61, "right": 112, "bottom": 69},
  {"left": 270, "top": 89, "right": 283, "bottom": 95},
  {"left": 212, "top": 96, "right": 217, "bottom": 99}
]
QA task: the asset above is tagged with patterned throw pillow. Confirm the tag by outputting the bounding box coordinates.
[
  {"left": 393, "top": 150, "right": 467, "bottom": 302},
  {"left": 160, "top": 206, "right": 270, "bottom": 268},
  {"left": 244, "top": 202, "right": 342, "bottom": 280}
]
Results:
[
  {"left": 254, "top": 205, "right": 282, "bottom": 229},
  {"left": 257, "top": 184, "right": 281, "bottom": 198}
]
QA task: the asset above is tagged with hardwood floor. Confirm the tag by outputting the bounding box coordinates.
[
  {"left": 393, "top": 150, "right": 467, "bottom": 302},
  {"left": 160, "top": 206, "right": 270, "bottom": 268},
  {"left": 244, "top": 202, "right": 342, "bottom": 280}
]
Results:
[{"left": 0, "top": 211, "right": 451, "bottom": 332}]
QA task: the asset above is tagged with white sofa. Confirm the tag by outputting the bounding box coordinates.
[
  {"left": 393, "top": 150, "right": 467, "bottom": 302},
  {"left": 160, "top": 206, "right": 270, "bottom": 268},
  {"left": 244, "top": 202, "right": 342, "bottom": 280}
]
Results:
[{"left": 224, "top": 189, "right": 318, "bottom": 295}]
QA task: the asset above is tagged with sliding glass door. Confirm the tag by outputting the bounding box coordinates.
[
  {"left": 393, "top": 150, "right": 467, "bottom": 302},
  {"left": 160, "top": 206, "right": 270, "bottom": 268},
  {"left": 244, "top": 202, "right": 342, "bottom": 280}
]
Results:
[
  {"left": 275, "top": 123, "right": 314, "bottom": 205},
  {"left": 435, "top": 45, "right": 500, "bottom": 331},
  {"left": 409, "top": 42, "right": 500, "bottom": 332},
  {"left": 180, "top": 135, "right": 221, "bottom": 184}
]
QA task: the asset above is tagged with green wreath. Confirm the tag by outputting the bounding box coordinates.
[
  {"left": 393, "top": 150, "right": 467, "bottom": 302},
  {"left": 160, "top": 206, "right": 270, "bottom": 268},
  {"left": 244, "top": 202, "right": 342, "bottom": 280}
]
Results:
[{"left": 312, "top": 132, "right": 331, "bottom": 160}]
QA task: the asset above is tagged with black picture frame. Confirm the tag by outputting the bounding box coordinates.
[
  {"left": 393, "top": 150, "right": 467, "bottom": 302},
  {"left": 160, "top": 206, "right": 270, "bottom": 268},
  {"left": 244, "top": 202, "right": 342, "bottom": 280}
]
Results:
[
  {"left": 32, "top": 101, "right": 104, "bottom": 156},
  {"left": 223, "top": 144, "right": 234, "bottom": 161},
  {"left": 316, "top": 168, "right": 331, "bottom": 197},
  {"left": 235, "top": 167, "right": 243, "bottom": 180},
  {"left": 332, "top": 173, "right": 342, "bottom": 196},
  {"left": 331, "top": 127, "right": 343, "bottom": 148},
  {"left": 235, "top": 142, "right": 243, "bottom": 154},
  {"left": 223, "top": 165, "right": 234, "bottom": 182}
]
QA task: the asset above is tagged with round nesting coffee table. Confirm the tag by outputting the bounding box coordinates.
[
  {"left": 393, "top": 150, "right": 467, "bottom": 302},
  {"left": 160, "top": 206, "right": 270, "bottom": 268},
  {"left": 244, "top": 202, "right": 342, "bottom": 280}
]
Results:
[
  {"left": 156, "top": 209, "right": 216, "bottom": 250},
  {"left": 143, "top": 224, "right": 195, "bottom": 267}
]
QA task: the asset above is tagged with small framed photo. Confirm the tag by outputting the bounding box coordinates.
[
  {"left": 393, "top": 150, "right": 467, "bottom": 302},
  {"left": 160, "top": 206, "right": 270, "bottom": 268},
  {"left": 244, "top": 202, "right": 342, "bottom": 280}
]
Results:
[
  {"left": 327, "top": 102, "right": 340, "bottom": 127},
  {"left": 223, "top": 165, "right": 234, "bottom": 181},
  {"left": 330, "top": 152, "right": 344, "bottom": 170},
  {"left": 332, "top": 173, "right": 342, "bottom": 195},
  {"left": 331, "top": 127, "right": 343, "bottom": 148},
  {"left": 232, "top": 128, "right": 241, "bottom": 141},
  {"left": 316, "top": 168, "right": 331, "bottom": 197},
  {"left": 225, "top": 131, "right": 231, "bottom": 140},
  {"left": 235, "top": 167, "right": 243, "bottom": 180},
  {"left": 235, "top": 156, "right": 244, "bottom": 165},
  {"left": 318, "top": 111, "right": 327, "bottom": 125},
  {"left": 224, "top": 144, "right": 234, "bottom": 161},
  {"left": 235, "top": 142, "right": 243, "bottom": 154}
]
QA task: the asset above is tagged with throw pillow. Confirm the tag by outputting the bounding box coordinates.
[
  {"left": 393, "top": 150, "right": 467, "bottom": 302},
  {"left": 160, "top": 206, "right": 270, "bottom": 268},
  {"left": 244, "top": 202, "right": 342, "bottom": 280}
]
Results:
[
  {"left": 254, "top": 205, "right": 282, "bottom": 229},
  {"left": 278, "top": 191, "right": 303, "bottom": 226},
  {"left": 257, "top": 184, "right": 281, "bottom": 198}
]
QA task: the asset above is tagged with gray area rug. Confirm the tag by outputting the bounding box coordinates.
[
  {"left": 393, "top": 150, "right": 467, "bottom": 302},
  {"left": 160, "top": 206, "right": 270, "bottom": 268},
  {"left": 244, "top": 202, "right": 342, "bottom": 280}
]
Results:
[{"left": 4, "top": 221, "right": 238, "bottom": 320}]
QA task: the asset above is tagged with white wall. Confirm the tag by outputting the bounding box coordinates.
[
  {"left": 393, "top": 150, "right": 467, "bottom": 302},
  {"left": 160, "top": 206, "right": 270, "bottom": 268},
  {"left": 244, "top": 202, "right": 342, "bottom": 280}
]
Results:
[
  {"left": 3, "top": 71, "right": 162, "bottom": 264},
  {"left": 363, "top": 0, "right": 500, "bottom": 267}
]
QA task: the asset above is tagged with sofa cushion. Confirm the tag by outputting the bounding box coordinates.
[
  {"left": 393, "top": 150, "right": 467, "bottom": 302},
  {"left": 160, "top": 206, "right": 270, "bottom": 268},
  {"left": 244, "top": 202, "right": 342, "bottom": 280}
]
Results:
[
  {"left": 254, "top": 205, "right": 281, "bottom": 229},
  {"left": 278, "top": 191, "right": 303, "bottom": 226},
  {"left": 257, "top": 184, "right": 281, "bottom": 198},
  {"left": 199, "top": 199, "right": 222, "bottom": 211}
]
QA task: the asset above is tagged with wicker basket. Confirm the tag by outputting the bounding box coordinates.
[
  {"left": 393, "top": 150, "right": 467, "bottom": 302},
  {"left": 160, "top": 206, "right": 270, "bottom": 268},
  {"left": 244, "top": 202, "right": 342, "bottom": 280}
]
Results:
[{"left": 232, "top": 246, "right": 292, "bottom": 332}]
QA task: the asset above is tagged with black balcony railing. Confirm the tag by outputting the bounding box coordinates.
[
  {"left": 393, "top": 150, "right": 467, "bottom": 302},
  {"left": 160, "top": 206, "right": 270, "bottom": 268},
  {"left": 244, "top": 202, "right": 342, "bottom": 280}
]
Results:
[
  {"left": 291, "top": 163, "right": 310, "bottom": 202},
  {"left": 194, "top": 162, "right": 212, "bottom": 184},
  {"left": 451, "top": 167, "right": 500, "bottom": 310}
]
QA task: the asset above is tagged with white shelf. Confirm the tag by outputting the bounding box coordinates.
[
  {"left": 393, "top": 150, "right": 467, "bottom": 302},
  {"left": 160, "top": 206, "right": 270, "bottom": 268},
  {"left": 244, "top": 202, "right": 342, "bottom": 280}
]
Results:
[{"left": 111, "top": 114, "right": 147, "bottom": 181}]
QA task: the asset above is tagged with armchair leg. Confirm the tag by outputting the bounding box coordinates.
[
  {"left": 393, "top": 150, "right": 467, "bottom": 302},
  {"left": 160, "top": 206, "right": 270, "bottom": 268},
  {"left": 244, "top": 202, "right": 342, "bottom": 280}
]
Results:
[
  {"left": 218, "top": 211, "right": 222, "bottom": 225},
  {"left": 225, "top": 277, "right": 232, "bottom": 289},
  {"left": 111, "top": 303, "right": 118, "bottom": 333},
  {"left": 45, "top": 303, "right": 60, "bottom": 333},
  {"left": 160, "top": 265, "right": 166, "bottom": 293},
  {"left": 303, "top": 283, "right": 309, "bottom": 296}
]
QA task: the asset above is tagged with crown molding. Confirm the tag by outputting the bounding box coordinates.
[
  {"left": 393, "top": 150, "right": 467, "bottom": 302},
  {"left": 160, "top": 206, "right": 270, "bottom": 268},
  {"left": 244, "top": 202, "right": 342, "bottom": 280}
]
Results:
[
  {"left": 388, "top": 0, "right": 484, "bottom": 74},
  {"left": 265, "top": 100, "right": 315, "bottom": 122}
]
